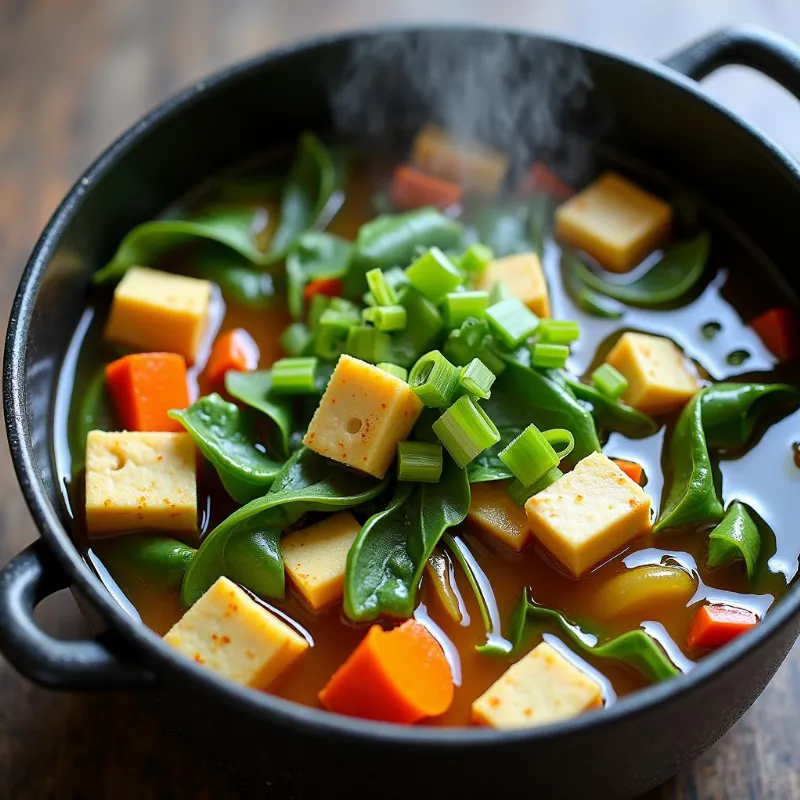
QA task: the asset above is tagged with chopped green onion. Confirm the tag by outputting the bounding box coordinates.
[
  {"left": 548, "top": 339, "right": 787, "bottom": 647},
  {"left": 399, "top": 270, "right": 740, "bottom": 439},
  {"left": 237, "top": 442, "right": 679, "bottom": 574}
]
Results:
[
  {"left": 459, "top": 243, "right": 494, "bottom": 275},
  {"left": 459, "top": 358, "right": 496, "bottom": 400},
  {"left": 432, "top": 395, "right": 500, "bottom": 468},
  {"left": 397, "top": 441, "right": 444, "bottom": 482},
  {"left": 314, "top": 309, "right": 354, "bottom": 359},
  {"left": 486, "top": 298, "right": 539, "bottom": 348},
  {"left": 405, "top": 247, "right": 463, "bottom": 304},
  {"left": 531, "top": 343, "right": 569, "bottom": 369},
  {"left": 592, "top": 363, "right": 629, "bottom": 400},
  {"left": 363, "top": 291, "right": 377, "bottom": 307},
  {"left": 362, "top": 304, "right": 407, "bottom": 332},
  {"left": 543, "top": 428, "right": 575, "bottom": 461},
  {"left": 384, "top": 266, "right": 410, "bottom": 295},
  {"left": 538, "top": 319, "right": 580, "bottom": 345},
  {"left": 444, "top": 291, "right": 490, "bottom": 328},
  {"left": 329, "top": 297, "right": 361, "bottom": 323},
  {"left": 376, "top": 362, "right": 408, "bottom": 382},
  {"left": 271, "top": 357, "right": 318, "bottom": 394},
  {"left": 444, "top": 318, "right": 507, "bottom": 375},
  {"left": 489, "top": 281, "right": 511, "bottom": 304},
  {"left": 388, "top": 288, "right": 444, "bottom": 367},
  {"left": 498, "top": 424, "right": 559, "bottom": 486},
  {"left": 344, "top": 326, "right": 391, "bottom": 364},
  {"left": 508, "top": 467, "right": 563, "bottom": 506},
  {"left": 366, "top": 268, "right": 398, "bottom": 307},
  {"left": 308, "top": 294, "right": 330, "bottom": 330},
  {"left": 409, "top": 351, "right": 460, "bottom": 408},
  {"left": 280, "top": 323, "right": 312, "bottom": 357}
]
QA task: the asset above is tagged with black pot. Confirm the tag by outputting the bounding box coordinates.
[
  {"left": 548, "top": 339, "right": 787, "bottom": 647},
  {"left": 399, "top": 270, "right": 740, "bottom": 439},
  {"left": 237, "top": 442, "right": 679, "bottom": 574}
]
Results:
[{"left": 3, "top": 24, "right": 800, "bottom": 799}]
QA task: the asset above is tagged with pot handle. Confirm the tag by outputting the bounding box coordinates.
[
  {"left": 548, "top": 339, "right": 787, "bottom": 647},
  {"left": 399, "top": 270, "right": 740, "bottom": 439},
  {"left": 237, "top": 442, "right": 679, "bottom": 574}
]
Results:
[
  {"left": 0, "top": 539, "right": 157, "bottom": 689},
  {"left": 664, "top": 25, "right": 800, "bottom": 100}
]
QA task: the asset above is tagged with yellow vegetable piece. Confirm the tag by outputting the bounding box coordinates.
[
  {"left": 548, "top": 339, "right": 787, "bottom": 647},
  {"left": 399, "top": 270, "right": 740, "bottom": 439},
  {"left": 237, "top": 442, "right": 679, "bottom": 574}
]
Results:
[
  {"left": 476, "top": 253, "right": 550, "bottom": 319},
  {"left": 105, "top": 266, "right": 213, "bottom": 363},
  {"left": 410, "top": 124, "right": 509, "bottom": 198},
  {"left": 282, "top": 511, "right": 361, "bottom": 612},
  {"left": 592, "top": 565, "right": 697, "bottom": 621},
  {"left": 606, "top": 331, "right": 699, "bottom": 415},
  {"left": 525, "top": 452, "right": 651, "bottom": 577},
  {"left": 554, "top": 171, "right": 672, "bottom": 273},
  {"left": 164, "top": 576, "right": 308, "bottom": 689},
  {"left": 85, "top": 430, "right": 197, "bottom": 536},
  {"left": 303, "top": 355, "right": 423, "bottom": 479},
  {"left": 472, "top": 641, "right": 602, "bottom": 729},
  {"left": 468, "top": 480, "right": 531, "bottom": 552}
]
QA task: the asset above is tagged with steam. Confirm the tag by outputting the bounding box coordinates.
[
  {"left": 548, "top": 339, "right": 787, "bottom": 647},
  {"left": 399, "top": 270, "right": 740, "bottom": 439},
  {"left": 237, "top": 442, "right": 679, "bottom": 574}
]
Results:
[{"left": 327, "top": 29, "right": 597, "bottom": 183}]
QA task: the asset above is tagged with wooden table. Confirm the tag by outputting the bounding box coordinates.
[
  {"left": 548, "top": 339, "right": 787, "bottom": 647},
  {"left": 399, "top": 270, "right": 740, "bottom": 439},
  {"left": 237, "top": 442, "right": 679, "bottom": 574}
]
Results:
[{"left": 3, "top": 1, "right": 800, "bottom": 797}]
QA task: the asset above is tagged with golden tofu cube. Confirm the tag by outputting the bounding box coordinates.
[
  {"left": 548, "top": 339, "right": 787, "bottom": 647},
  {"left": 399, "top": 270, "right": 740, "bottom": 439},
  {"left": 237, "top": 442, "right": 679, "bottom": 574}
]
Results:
[
  {"left": 472, "top": 641, "right": 602, "bottom": 729},
  {"left": 476, "top": 253, "right": 550, "bottom": 318},
  {"left": 105, "top": 267, "right": 213, "bottom": 363},
  {"left": 606, "top": 332, "right": 699, "bottom": 415},
  {"left": 411, "top": 124, "right": 509, "bottom": 197},
  {"left": 525, "top": 452, "right": 651, "bottom": 577},
  {"left": 303, "top": 355, "right": 423, "bottom": 478},
  {"left": 468, "top": 480, "right": 531, "bottom": 552},
  {"left": 282, "top": 511, "right": 361, "bottom": 611},
  {"left": 164, "top": 576, "right": 308, "bottom": 689},
  {"left": 555, "top": 171, "right": 672, "bottom": 273},
  {"left": 85, "top": 431, "right": 197, "bottom": 536}
]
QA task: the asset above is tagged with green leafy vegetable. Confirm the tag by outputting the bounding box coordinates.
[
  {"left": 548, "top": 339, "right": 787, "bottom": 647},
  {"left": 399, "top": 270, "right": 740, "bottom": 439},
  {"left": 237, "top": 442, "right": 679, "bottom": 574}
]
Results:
[
  {"left": 101, "top": 536, "right": 196, "bottom": 590},
  {"left": 470, "top": 197, "right": 552, "bottom": 257},
  {"left": 346, "top": 207, "right": 464, "bottom": 294},
  {"left": 169, "top": 394, "right": 283, "bottom": 504},
  {"left": 568, "top": 232, "right": 710, "bottom": 308},
  {"left": 224, "top": 370, "right": 294, "bottom": 458},
  {"left": 286, "top": 231, "right": 352, "bottom": 319},
  {"left": 565, "top": 376, "right": 658, "bottom": 438},
  {"left": 345, "top": 457, "right": 470, "bottom": 621},
  {"left": 562, "top": 253, "right": 624, "bottom": 319},
  {"left": 708, "top": 501, "right": 761, "bottom": 581},
  {"left": 508, "top": 589, "right": 680, "bottom": 682},
  {"left": 182, "top": 448, "right": 387, "bottom": 607},
  {"left": 191, "top": 246, "right": 277, "bottom": 309}
]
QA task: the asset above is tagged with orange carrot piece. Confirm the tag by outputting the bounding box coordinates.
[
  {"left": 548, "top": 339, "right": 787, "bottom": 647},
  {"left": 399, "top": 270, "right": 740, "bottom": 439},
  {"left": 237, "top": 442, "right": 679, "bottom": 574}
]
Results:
[
  {"left": 303, "top": 277, "right": 344, "bottom": 301},
  {"left": 612, "top": 458, "right": 644, "bottom": 486},
  {"left": 318, "top": 620, "right": 454, "bottom": 724},
  {"left": 105, "top": 353, "right": 189, "bottom": 432},
  {"left": 687, "top": 603, "right": 758, "bottom": 650},
  {"left": 751, "top": 307, "right": 796, "bottom": 362},
  {"left": 205, "top": 328, "right": 260, "bottom": 386},
  {"left": 389, "top": 165, "right": 463, "bottom": 211},
  {"left": 518, "top": 161, "right": 574, "bottom": 201}
]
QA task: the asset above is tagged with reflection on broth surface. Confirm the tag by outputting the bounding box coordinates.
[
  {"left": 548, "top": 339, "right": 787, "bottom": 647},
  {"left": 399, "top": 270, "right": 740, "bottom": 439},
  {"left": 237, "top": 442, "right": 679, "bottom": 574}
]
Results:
[{"left": 53, "top": 131, "right": 800, "bottom": 728}]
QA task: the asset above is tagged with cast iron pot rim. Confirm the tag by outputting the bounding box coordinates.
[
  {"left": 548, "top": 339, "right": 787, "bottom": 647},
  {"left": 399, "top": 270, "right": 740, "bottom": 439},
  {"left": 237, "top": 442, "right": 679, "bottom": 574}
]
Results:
[{"left": 5, "top": 21, "right": 800, "bottom": 747}]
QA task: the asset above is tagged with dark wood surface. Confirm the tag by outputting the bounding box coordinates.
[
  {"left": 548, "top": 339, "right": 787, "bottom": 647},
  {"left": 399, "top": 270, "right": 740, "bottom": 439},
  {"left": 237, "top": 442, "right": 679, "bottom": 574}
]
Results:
[{"left": 3, "top": 1, "right": 800, "bottom": 797}]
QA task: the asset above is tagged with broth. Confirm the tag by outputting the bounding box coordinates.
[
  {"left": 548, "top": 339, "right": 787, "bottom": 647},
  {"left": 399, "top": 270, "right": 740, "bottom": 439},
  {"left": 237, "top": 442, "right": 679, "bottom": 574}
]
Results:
[{"left": 53, "top": 141, "right": 800, "bottom": 727}]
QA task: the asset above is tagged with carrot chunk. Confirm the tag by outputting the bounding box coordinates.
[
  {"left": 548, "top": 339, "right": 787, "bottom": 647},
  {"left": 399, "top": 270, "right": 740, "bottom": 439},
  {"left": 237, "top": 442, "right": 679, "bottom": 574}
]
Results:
[
  {"left": 105, "top": 353, "right": 189, "bottom": 432},
  {"left": 318, "top": 620, "right": 454, "bottom": 724},
  {"left": 612, "top": 458, "right": 644, "bottom": 485},
  {"left": 205, "top": 328, "right": 260, "bottom": 386},
  {"left": 751, "top": 307, "right": 796, "bottom": 362},
  {"left": 518, "top": 161, "right": 574, "bottom": 201},
  {"left": 389, "top": 165, "right": 463, "bottom": 211},
  {"left": 303, "top": 277, "right": 344, "bottom": 301},
  {"left": 687, "top": 603, "right": 759, "bottom": 650}
]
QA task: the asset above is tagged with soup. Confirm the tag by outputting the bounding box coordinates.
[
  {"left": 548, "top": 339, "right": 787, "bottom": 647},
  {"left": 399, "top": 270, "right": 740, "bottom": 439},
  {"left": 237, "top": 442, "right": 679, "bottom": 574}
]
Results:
[{"left": 54, "top": 125, "right": 800, "bottom": 728}]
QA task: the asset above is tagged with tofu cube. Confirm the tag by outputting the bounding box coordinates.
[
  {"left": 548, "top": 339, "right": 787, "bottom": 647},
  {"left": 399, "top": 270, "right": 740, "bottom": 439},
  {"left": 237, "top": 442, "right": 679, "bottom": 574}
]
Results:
[
  {"left": 472, "top": 641, "right": 602, "bottom": 729},
  {"left": 525, "top": 452, "right": 651, "bottom": 577},
  {"left": 476, "top": 253, "right": 550, "bottom": 318},
  {"left": 555, "top": 172, "right": 672, "bottom": 273},
  {"left": 282, "top": 511, "right": 361, "bottom": 611},
  {"left": 606, "top": 332, "right": 699, "bottom": 415},
  {"left": 303, "top": 355, "right": 424, "bottom": 478},
  {"left": 468, "top": 480, "right": 531, "bottom": 552},
  {"left": 164, "top": 576, "right": 308, "bottom": 689},
  {"left": 105, "top": 267, "right": 213, "bottom": 363},
  {"left": 85, "top": 431, "right": 197, "bottom": 536}
]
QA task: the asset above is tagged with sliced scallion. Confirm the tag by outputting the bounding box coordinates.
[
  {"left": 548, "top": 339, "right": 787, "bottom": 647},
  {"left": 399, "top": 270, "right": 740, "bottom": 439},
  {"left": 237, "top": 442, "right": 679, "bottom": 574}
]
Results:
[
  {"left": 432, "top": 395, "right": 500, "bottom": 468},
  {"left": 508, "top": 467, "right": 563, "bottom": 507},
  {"left": 314, "top": 309, "right": 353, "bottom": 359},
  {"left": 366, "top": 268, "right": 399, "bottom": 307},
  {"left": 543, "top": 428, "right": 575, "bottom": 461},
  {"left": 531, "top": 343, "right": 569, "bottom": 369},
  {"left": 279, "top": 322, "right": 311, "bottom": 357},
  {"left": 444, "top": 291, "right": 490, "bottom": 328},
  {"left": 592, "top": 363, "right": 629, "bottom": 400},
  {"left": 498, "top": 424, "right": 559, "bottom": 486},
  {"left": 459, "top": 243, "right": 494, "bottom": 275},
  {"left": 538, "top": 319, "right": 580, "bottom": 345},
  {"left": 344, "top": 326, "right": 391, "bottom": 364},
  {"left": 271, "top": 357, "right": 318, "bottom": 395},
  {"left": 458, "top": 358, "right": 496, "bottom": 400},
  {"left": 376, "top": 362, "right": 408, "bottom": 382},
  {"left": 486, "top": 298, "right": 539, "bottom": 348},
  {"left": 409, "top": 351, "right": 460, "bottom": 408},
  {"left": 362, "top": 304, "right": 407, "bottom": 332},
  {"left": 397, "top": 441, "right": 444, "bottom": 482},
  {"left": 405, "top": 247, "right": 463, "bottom": 304}
]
